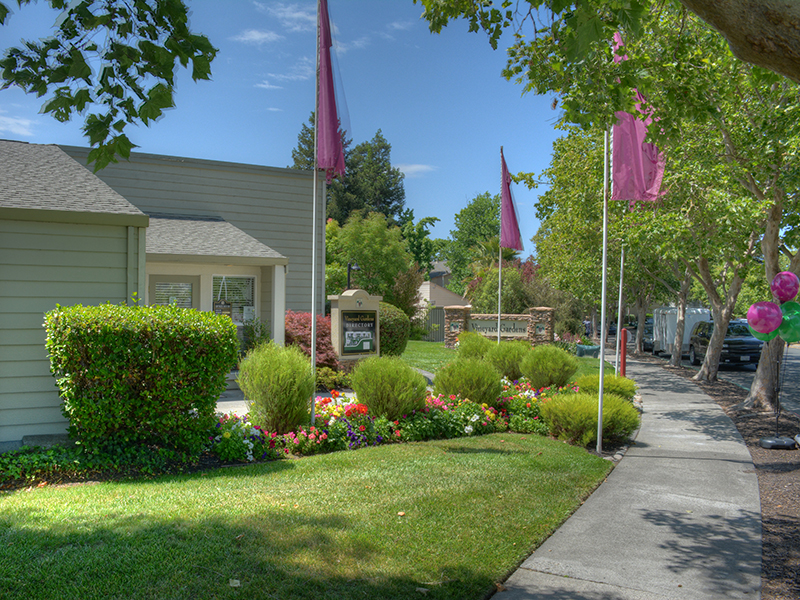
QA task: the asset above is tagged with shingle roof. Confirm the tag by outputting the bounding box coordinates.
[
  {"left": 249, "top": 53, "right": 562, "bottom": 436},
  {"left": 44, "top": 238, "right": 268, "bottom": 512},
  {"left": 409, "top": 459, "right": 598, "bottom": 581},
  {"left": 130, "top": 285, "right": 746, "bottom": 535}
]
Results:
[
  {"left": 146, "top": 214, "right": 287, "bottom": 262},
  {"left": 0, "top": 139, "right": 146, "bottom": 217}
]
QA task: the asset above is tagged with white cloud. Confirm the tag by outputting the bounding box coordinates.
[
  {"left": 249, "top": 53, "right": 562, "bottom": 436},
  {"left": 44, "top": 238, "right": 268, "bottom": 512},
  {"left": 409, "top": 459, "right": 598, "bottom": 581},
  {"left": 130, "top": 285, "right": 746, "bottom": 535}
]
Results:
[
  {"left": 388, "top": 21, "right": 414, "bottom": 31},
  {"left": 254, "top": 2, "right": 315, "bottom": 33},
  {"left": 0, "top": 111, "right": 35, "bottom": 136},
  {"left": 396, "top": 164, "right": 437, "bottom": 178},
  {"left": 255, "top": 80, "right": 284, "bottom": 90},
  {"left": 231, "top": 29, "right": 284, "bottom": 45},
  {"left": 267, "top": 57, "right": 314, "bottom": 82}
]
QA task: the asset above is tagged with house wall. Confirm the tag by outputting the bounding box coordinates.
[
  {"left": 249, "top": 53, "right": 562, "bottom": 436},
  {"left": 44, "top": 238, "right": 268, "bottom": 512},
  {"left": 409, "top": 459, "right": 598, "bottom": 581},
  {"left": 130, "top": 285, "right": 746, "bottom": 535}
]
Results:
[
  {"left": 61, "top": 147, "right": 326, "bottom": 315},
  {"left": 0, "top": 218, "right": 141, "bottom": 447}
]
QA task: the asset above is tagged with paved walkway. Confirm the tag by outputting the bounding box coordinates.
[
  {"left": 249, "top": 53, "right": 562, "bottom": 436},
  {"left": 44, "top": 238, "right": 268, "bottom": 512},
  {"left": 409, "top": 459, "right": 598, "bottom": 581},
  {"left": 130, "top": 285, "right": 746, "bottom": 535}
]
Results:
[{"left": 496, "top": 357, "right": 762, "bottom": 599}]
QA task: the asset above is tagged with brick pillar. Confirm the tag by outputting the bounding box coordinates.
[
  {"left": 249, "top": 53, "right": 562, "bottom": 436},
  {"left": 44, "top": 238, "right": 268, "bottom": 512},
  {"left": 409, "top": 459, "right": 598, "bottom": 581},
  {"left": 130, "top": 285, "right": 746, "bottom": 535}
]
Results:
[
  {"left": 528, "top": 307, "right": 555, "bottom": 345},
  {"left": 444, "top": 306, "right": 471, "bottom": 348}
]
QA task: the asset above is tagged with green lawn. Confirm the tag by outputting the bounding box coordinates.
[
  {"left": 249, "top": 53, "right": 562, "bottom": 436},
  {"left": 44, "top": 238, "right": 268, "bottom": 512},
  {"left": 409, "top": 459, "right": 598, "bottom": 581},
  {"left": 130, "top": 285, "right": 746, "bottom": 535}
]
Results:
[
  {"left": 401, "top": 340, "right": 456, "bottom": 373},
  {"left": 402, "top": 340, "right": 614, "bottom": 382},
  {"left": 0, "top": 434, "right": 611, "bottom": 600}
]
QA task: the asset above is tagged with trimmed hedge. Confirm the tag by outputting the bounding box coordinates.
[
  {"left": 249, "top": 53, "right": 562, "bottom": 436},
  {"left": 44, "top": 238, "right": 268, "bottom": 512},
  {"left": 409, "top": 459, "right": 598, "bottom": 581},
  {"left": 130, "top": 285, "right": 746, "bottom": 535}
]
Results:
[
  {"left": 45, "top": 303, "right": 239, "bottom": 455},
  {"left": 456, "top": 331, "right": 493, "bottom": 360},
  {"left": 379, "top": 302, "right": 411, "bottom": 356}
]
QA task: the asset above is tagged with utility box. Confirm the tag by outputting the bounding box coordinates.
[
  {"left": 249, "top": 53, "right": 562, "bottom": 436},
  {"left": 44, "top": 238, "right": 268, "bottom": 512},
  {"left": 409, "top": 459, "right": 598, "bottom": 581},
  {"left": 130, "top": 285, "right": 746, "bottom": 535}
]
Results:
[{"left": 328, "top": 289, "right": 382, "bottom": 361}]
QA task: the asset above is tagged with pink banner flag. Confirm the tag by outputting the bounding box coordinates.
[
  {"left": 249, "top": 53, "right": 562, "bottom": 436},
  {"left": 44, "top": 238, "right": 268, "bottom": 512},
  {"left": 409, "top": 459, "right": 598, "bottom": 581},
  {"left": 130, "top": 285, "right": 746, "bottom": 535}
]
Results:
[
  {"left": 500, "top": 148, "right": 523, "bottom": 251},
  {"left": 610, "top": 33, "right": 665, "bottom": 205},
  {"left": 317, "top": 0, "right": 345, "bottom": 183}
]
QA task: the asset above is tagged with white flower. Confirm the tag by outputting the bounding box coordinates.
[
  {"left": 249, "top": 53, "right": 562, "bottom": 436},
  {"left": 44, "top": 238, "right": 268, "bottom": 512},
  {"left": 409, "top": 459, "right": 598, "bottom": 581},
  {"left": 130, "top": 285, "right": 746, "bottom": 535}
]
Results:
[
  {"left": 464, "top": 425, "right": 473, "bottom": 434},
  {"left": 470, "top": 414, "right": 479, "bottom": 422}
]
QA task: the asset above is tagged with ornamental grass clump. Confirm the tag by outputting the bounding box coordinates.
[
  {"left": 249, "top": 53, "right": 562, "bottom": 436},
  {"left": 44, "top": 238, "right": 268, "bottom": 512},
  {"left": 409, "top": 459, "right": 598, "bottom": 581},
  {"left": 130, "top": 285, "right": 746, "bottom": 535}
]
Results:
[
  {"left": 574, "top": 373, "right": 637, "bottom": 402},
  {"left": 349, "top": 356, "right": 427, "bottom": 420},
  {"left": 541, "top": 392, "right": 640, "bottom": 446},
  {"left": 433, "top": 358, "right": 503, "bottom": 408},
  {"left": 456, "top": 331, "right": 493, "bottom": 359},
  {"left": 486, "top": 339, "right": 532, "bottom": 381},
  {"left": 238, "top": 343, "right": 314, "bottom": 434},
  {"left": 520, "top": 344, "right": 579, "bottom": 390}
]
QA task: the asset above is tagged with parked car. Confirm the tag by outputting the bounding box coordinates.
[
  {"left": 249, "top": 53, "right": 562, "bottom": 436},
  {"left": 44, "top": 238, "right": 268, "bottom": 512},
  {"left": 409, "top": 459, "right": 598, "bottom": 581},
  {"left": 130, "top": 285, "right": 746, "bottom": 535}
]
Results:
[
  {"left": 688, "top": 319, "right": 763, "bottom": 366},
  {"left": 642, "top": 322, "right": 654, "bottom": 352}
]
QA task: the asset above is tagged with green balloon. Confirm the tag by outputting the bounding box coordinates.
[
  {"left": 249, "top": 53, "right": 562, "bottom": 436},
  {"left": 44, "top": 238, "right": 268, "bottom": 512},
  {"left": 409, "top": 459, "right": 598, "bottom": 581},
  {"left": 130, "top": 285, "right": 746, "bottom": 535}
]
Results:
[
  {"left": 749, "top": 324, "right": 780, "bottom": 342},
  {"left": 778, "top": 313, "right": 800, "bottom": 343},
  {"left": 781, "top": 300, "right": 800, "bottom": 317}
]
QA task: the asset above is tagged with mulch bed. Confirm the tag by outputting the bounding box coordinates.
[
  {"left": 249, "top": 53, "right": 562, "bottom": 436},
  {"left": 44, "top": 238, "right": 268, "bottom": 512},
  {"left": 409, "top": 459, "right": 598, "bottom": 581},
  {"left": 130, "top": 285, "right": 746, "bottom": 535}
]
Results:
[{"left": 639, "top": 355, "right": 800, "bottom": 600}]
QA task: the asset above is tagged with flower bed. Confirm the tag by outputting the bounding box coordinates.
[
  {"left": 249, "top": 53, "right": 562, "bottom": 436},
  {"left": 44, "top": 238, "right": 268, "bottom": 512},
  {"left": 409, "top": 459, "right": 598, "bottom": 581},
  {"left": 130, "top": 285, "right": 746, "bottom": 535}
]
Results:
[{"left": 208, "top": 378, "right": 560, "bottom": 463}]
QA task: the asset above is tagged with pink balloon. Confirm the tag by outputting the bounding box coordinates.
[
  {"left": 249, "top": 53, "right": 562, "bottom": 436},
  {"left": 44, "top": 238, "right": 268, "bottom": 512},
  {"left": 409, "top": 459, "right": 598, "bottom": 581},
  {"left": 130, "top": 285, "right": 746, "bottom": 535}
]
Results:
[
  {"left": 747, "top": 301, "right": 783, "bottom": 334},
  {"left": 771, "top": 271, "right": 799, "bottom": 302}
]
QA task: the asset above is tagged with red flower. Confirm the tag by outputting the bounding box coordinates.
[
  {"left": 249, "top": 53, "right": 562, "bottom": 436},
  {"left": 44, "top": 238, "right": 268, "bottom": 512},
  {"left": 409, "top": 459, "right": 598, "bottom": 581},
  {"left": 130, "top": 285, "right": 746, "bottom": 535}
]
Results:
[{"left": 359, "top": 425, "right": 366, "bottom": 432}]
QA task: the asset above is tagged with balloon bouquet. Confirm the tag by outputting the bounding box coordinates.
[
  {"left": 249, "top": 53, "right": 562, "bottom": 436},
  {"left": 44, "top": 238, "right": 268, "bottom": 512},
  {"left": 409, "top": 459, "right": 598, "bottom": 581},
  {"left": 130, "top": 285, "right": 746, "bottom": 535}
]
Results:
[
  {"left": 747, "top": 271, "right": 800, "bottom": 342},
  {"left": 746, "top": 271, "right": 800, "bottom": 449}
]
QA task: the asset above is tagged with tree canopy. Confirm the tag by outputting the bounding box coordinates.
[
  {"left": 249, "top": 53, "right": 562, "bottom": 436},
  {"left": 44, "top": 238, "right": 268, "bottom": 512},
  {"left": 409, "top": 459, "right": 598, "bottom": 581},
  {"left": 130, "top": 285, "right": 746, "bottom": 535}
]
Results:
[
  {"left": 291, "top": 114, "right": 406, "bottom": 225},
  {"left": 0, "top": 0, "right": 217, "bottom": 170}
]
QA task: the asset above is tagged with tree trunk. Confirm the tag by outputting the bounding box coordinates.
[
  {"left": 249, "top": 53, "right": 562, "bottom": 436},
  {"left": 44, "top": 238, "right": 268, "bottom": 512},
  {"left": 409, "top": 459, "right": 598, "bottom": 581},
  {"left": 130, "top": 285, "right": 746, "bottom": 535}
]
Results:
[
  {"left": 745, "top": 194, "right": 787, "bottom": 411},
  {"left": 669, "top": 268, "right": 692, "bottom": 367},
  {"left": 691, "top": 257, "right": 745, "bottom": 382}
]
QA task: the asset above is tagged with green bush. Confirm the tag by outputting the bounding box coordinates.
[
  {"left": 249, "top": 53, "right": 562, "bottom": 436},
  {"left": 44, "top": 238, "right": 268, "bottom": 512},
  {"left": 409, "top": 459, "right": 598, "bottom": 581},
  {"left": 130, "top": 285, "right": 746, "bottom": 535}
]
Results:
[
  {"left": 456, "top": 331, "right": 494, "bottom": 359},
  {"left": 541, "top": 392, "right": 640, "bottom": 446},
  {"left": 506, "top": 396, "right": 549, "bottom": 435},
  {"left": 520, "top": 344, "right": 579, "bottom": 389},
  {"left": 238, "top": 343, "right": 315, "bottom": 434},
  {"left": 433, "top": 358, "right": 503, "bottom": 408},
  {"left": 45, "top": 303, "right": 239, "bottom": 456},
  {"left": 379, "top": 302, "right": 411, "bottom": 356},
  {"left": 316, "top": 366, "right": 351, "bottom": 391},
  {"left": 349, "top": 356, "right": 427, "bottom": 420},
  {"left": 574, "top": 374, "right": 638, "bottom": 402},
  {"left": 486, "top": 340, "right": 531, "bottom": 381}
]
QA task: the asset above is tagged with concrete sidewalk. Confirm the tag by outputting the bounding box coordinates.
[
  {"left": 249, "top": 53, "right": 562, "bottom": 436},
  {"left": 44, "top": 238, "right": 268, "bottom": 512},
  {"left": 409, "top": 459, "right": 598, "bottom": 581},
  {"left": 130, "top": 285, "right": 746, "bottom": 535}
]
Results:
[{"left": 496, "top": 357, "right": 762, "bottom": 600}]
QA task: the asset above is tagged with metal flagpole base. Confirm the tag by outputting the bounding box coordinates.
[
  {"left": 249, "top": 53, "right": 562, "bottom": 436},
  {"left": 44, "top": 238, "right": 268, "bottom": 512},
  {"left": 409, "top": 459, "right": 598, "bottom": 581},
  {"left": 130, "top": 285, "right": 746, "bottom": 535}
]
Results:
[{"left": 759, "top": 436, "right": 797, "bottom": 449}]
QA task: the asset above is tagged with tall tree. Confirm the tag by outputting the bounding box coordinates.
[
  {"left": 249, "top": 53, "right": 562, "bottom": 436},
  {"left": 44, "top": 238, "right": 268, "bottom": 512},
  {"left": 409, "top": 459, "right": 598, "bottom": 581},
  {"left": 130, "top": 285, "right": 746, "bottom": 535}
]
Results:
[
  {"left": 443, "top": 192, "right": 500, "bottom": 295},
  {"left": 399, "top": 209, "right": 440, "bottom": 276},
  {"left": 1, "top": 0, "right": 217, "bottom": 170},
  {"left": 291, "top": 117, "right": 405, "bottom": 225}
]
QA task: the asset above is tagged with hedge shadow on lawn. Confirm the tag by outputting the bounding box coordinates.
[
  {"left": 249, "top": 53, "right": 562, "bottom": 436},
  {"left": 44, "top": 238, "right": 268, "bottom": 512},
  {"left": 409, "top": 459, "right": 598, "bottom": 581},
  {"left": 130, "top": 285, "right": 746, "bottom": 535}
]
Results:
[{"left": 0, "top": 510, "right": 495, "bottom": 600}]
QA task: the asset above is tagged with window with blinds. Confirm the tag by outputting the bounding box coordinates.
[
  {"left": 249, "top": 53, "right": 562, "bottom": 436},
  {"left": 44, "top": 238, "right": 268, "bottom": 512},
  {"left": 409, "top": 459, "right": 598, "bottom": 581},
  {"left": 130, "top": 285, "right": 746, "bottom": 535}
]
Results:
[
  {"left": 154, "top": 282, "right": 193, "bottom": 308},
  {"left": 212, "top": 276, "right": 255, "bottom": 324}
]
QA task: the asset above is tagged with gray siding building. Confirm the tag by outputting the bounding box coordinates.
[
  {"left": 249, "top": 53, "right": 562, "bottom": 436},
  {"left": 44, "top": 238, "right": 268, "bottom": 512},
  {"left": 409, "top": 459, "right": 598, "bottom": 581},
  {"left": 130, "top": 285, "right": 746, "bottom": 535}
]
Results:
[{"left": 1, "top": 140, "right": 324, "bottom": 450}]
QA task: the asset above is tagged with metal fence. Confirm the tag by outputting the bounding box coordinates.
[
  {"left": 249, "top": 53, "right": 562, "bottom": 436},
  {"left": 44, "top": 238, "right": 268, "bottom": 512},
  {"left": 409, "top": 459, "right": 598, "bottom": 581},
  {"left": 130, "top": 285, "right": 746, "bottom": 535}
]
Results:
[{"left": 421, "top": 306, "right": 445, "bottom": 342}]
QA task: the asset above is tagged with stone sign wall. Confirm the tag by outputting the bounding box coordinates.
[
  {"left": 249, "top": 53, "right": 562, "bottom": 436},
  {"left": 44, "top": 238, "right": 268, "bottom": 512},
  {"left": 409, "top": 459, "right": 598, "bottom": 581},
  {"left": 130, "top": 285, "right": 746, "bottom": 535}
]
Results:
[{"left": 443, "top": 305, "right": 555, "bottom": 348}]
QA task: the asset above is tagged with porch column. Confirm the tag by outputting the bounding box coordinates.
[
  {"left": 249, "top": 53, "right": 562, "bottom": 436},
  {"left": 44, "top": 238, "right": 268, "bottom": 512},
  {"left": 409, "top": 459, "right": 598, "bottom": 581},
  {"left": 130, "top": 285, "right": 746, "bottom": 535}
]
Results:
[{"left": 272, "top": 264, "right": 286, "bottom": 345}]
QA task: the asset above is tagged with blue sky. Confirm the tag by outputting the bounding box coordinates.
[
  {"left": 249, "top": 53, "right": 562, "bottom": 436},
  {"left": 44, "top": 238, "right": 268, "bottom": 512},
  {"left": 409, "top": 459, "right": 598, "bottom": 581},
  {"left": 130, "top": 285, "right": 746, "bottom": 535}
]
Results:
[{"left": 0, "top": 0, "right": 562, "bottom": 253}]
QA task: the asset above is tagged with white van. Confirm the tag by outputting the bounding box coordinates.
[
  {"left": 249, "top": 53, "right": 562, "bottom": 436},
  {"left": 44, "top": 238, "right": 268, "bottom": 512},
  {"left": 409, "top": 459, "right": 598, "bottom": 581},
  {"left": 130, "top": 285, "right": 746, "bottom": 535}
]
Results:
[{"left": 652, "top": 307, "right": 711, "bottom": 356}]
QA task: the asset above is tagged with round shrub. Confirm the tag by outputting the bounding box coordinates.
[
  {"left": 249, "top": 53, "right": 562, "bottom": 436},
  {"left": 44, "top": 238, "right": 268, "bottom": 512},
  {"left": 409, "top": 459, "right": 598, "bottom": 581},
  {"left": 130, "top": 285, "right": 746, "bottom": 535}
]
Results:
[
  {"left": 574, "top": 374, "right": 637, "bottom": 402},
  {"left": 238, "top": 343, "right": 314, "bottom": 434},
  {"left": 457, "top": 331, "right": 493, "bottom": 359},
  {"left": 433, "top": 358, "right": 503, "bottom": 408},
  {"left": 379, "top": 302, "right": 411, "bottom": 356},
  {"left": 349, "top": 356, "right": 427, "bottom": 420},
  {"left": 486, "top": 340, "right": 532, "bottom": 381},
  {"left": 541, "top": 392, "right": 640, "bottom": 447},
  {"left": 520, "top": 344, "right": 579, "bottom": 389}
]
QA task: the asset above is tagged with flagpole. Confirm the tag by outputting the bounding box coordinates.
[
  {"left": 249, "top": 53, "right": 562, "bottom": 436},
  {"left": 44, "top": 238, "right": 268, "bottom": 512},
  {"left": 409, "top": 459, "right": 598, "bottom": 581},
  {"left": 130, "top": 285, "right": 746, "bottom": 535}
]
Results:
[
  {"left": 615, "top": 245, "right": 625, "bottom": 375},
  {"left": 497, "top": 147, "right": 503, "bottom": 343},
  {"left": 598, "top": 128, "right": 610, "bottom": 455},
  {"left": 310, "top": 0, "right": 322, "bottom": 425}
]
